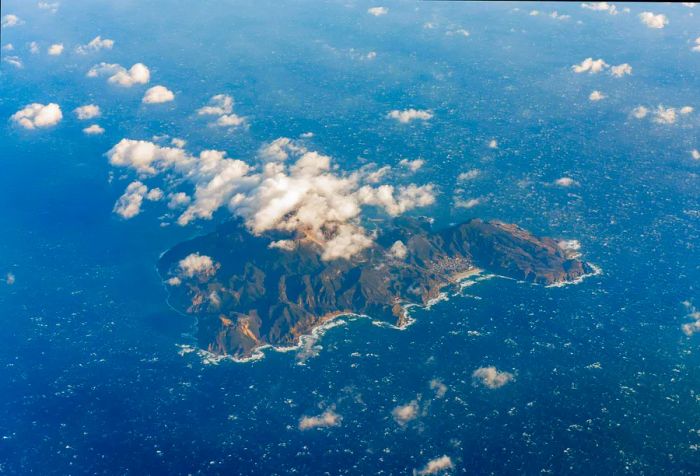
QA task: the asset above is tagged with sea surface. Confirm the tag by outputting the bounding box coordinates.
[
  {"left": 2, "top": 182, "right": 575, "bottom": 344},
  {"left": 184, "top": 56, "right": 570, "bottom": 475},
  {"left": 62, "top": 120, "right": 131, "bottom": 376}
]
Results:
[{"left": 1, "top": 1, "right": 699, "bottom": 474}]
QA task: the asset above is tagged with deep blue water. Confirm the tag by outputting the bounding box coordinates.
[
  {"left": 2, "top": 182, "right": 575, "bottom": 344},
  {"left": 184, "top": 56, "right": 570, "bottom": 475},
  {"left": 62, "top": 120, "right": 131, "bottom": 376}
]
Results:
[{"left": 1, "top": 1, "right": 699, "bottom": 474}]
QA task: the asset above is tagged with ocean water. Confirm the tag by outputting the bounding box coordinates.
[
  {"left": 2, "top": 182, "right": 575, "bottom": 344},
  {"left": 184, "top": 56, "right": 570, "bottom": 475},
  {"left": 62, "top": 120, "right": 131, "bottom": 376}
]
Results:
[{"left": 1, "top": 1, "right": 699, "bottom": 474}]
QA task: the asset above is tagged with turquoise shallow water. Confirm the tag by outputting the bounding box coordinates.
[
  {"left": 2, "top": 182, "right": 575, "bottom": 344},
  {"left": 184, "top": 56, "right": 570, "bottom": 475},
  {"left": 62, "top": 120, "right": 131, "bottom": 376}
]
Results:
[{"left": 1, "top": 1, "right": 699, "bottom": 474}]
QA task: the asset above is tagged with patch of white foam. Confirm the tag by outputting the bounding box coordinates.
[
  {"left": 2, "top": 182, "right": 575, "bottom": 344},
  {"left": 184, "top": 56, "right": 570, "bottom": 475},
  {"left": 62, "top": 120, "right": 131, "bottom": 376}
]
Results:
[{"left": 546, "top": 262, "right": 603, "bottom": 288}]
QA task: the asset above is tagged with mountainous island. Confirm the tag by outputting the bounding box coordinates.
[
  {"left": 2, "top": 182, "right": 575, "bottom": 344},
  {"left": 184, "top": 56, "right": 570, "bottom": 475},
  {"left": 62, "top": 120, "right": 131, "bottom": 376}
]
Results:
[{"left": 158, "top": 217, "right": 593, "bottom": 360}]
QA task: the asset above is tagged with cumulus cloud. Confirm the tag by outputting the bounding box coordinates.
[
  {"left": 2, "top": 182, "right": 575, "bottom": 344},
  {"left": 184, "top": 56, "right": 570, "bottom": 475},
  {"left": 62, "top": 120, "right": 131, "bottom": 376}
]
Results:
[
  {"left": 472, "top": 366, "right": 514, "bottom": 389},
  {"left": 631, "top": 106, "right": 649, "bottom": 119},
  {"left": 367, "top": 6, "right": 388, "bottom": 16},
  {"left": 83, "top": 124, "right": 104, "bottom": 135},
  {"left": 681, "top": 301, "right": 700, "bottom": 337},
  {"left": 572, "top": 58, "right": 608, "bottom": 74},
  {"left": 555, "top": 177, "right": 577, "bottom": 187},
  {"left": 653, "top": 106, "right": 678, "bottom": 125},
  {"left": 197, "top": 94, "right": 245, "bottom": 128},
  {"left": 178, "top": 253, "right": 218, "bottom": 279},
  {"left": 457, "top": 169, "right": 480, "bottom": 181},
  {"left": 389, "top": 240, "right": 408, "bottom": 259},
  {"left": 455, "top": 198, "right": 480, "bottom": 209},
  {"left": 392, "top": 400, "right": 419, "bottom": 425},
  {"left": 693, "top": 38, "right": 700, "bottom": 53},
  {"left": 11, "top": 103, "right": 62, "bottom": 129},
  {"left": 298, "top": 409, "right": 342, "bottom": 430},
  {"left": 488, "top": 139, "right": 498, "bottom": 149},
  {"left": 29, "top": 42, "right": 39, "bottom": 54},
  {"left": 47, "top": 43, "right": 63, "bottom": 55},
  {"left": 142, "top": 85, "right": 175, "bottom": 104},
  {"left": 415, "top": 456, "right": 454, "bottom": 475},
  {"left": 113, "top": 181, "right": 149, "bottom": 218},
  {"left": 107, "top": 138, "right": 436, "bottom": 261},
  {"left": 691, "top": 149, "right": 700, "bottom": 160},
  {"left": 269, "top": 239, "right": 297, "bottom": 252},
  {"left": 639, "top": 12, "right": 668, "bottom": 29},
  {"left": 430, "top": 379, "right": 448, "bottom": 398},
  {"left": 610, "top": 63, "right": 632, "bottom": 77},
  {"left": 3, "top": 56, "right": 23, "bottom": 68},
  {"left": 632, "top": 105, "right": 693, "bottom": 124},
  {"left": 589, "top": 90, "right": 605, "bottom": 101},
  {"left": 399, "top": 158, "right": 424, "bottom": 172},
  {"left": 581, "top": 2, "right": 619, "bottom": 15},
  {"left": 87, "top": 62, "right": 150, "bottom": 87},
  {"left": 74, "top": 104, "right": 101, "bottom": 120},
  {"left": 1, "top": 14, "right": 23, "bottom": 28},
  {"left": 168, "top": 192, "right": 191, "bottom": 209},
  {"left": 5, "top": 272, "right": 16, "bottom": 285},
  {"left": 387, "top": 109, "right": 433, "bottom": 123},
  {"left": 2, "top": 43, "right": 13, "bottom": 51},
  {"left": 76, "top": 35, "right": 114, "bottom": 54}
]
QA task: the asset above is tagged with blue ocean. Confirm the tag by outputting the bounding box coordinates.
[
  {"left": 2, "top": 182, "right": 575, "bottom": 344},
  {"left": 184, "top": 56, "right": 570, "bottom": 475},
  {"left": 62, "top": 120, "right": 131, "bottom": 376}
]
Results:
[{"left": 1, "top": 1, "right": 699, "bottom": 474}]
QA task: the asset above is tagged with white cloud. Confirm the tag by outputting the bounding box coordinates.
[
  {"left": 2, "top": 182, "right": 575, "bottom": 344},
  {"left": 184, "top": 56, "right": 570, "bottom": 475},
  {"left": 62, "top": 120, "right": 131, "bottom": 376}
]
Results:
[
  {"left": 639, "top": 12, "right": 668, "bottom": 29},
  {"left": 2, "top": 14, "right": 23, "bottom": 28},
  {"left": 693, "top": 38, "right": 700, "bottom": 53},
  {"left": 392, "top": 400, "right": 419, "bottom": 425},
  {"left": 178, "top": 253, "right": 218, "bottom": 279},
  {"left": 168, "top": 192, "right": 191, "bottom": 209},
  {"left": 455, "top": 198, "right": 480, "bottom": 209},
  {"left": 171, "top": 138, "right": 186, "bottom": 148},
  {"left": 197, "top": 94, "right": 245, "bottom": 128},
  {"left": 589, "top": 90, "right": 606, "bottom": 101},
  {"left": 430, "top": 379, "right": 448, "bottom": 398},
  {"left": 549, "top": 11, "right": 571, "bottom": 21},
  {"left": 114, "top": 181, "right": 149, "bottom": 218},
  {"left": 681, "top": 302, "right": 700, "bottom": 337},
  {"left": 631, "top": 106, "right": 649, "bottom": 119},
  {"left": 415, "top": 456, "right": 454, "bottom": 475},
  {"left": 367, "top": 6, "right": 388, "bottom": 16},
  {"left": 457, "top": 169, "right": 480, "bottom": 181},
  {"left": 488, "top": 139, "right": 498, "bottom": 149},
  {"left": 83, "top": 124, "right": 104, "bottom": 135},
  {"left": 166, "top": 276, "right": 181, "bottom": 286},
  {"left": 555, "top": 177, "right": 577, "bottom": 187},
  {"left": 399, "top": 158, "right": 424, "bottom": 172},
  {"left": 472, "top": 366, "right": 514, "bottom": 389},
  {"left": 680, "top": 106, "right": 694, "bottom": 115},
  {"left": 581, "top": 2, "right": 618, "bottom": 15},
  {"left": 268, "top": 239, "right": 297, "bottom": 252},
  {"left": 142, "top": 85, "right": 175, "bottom": 104},
  {"left": 3, "top": 56, "right": 23, "bottom": 68},
  {"left": 387, "top": 109, "right": 433, "bottom": 123},
  {"left": 88, "top": 62, "right": 150, "bottom": 87},
  {"left": 47, "top": 43, "right": 63, "bottom": 55},
  {"left": 683, "top": 3, "right": 697, "bottom": 7},
  {"left": 298, "top": 409, "right": 342, "bottom": 430},
  {"left": 38, "top": 2, "right": 60, "bottom": 13},
  {"left": 76, "top": 35, "right": 114, "bottom": 54},
  {"left": 2, "top": 43, "right": 13, "bottom": 51},
  {"left": 146, "top": 188, "right": 164, "bottom": 201},
  {"left": 29, "top": 42, "right": 39, "bottom": 54},
  {"left": 389, "top": 240, "right": 408, "bottom": 259},
  {"left": 5, "top": 273, "right": 16, "bottom": 285},
  {"left": 572, "top": 57, "right": 608, "bottom": 74},
  {"left": 653, "top": 106, "right": 677, "bottom": 124},
  {"left": 74, "top": 104, "right": 101, "bottom": 120},
  {"left": 691, "top": 149, "right": 700, "bottom": 160},
  {"left": 446, "top": 29, "right": 470, "bottom": 37},
  {"left": 610, "top": 63, "right": 632, "bottom": 77},
  {"left": 11, "top": 103, "right": 62, "bottom": 129},
  {"left": 107, "top": 138, "right": 435, "bottom": 261}
]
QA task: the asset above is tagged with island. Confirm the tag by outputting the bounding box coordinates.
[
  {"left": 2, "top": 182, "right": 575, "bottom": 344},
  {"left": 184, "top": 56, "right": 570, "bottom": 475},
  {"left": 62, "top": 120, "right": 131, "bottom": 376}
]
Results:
[{"left": 158, "top": 217, "right": 593, "bottom": 360}]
